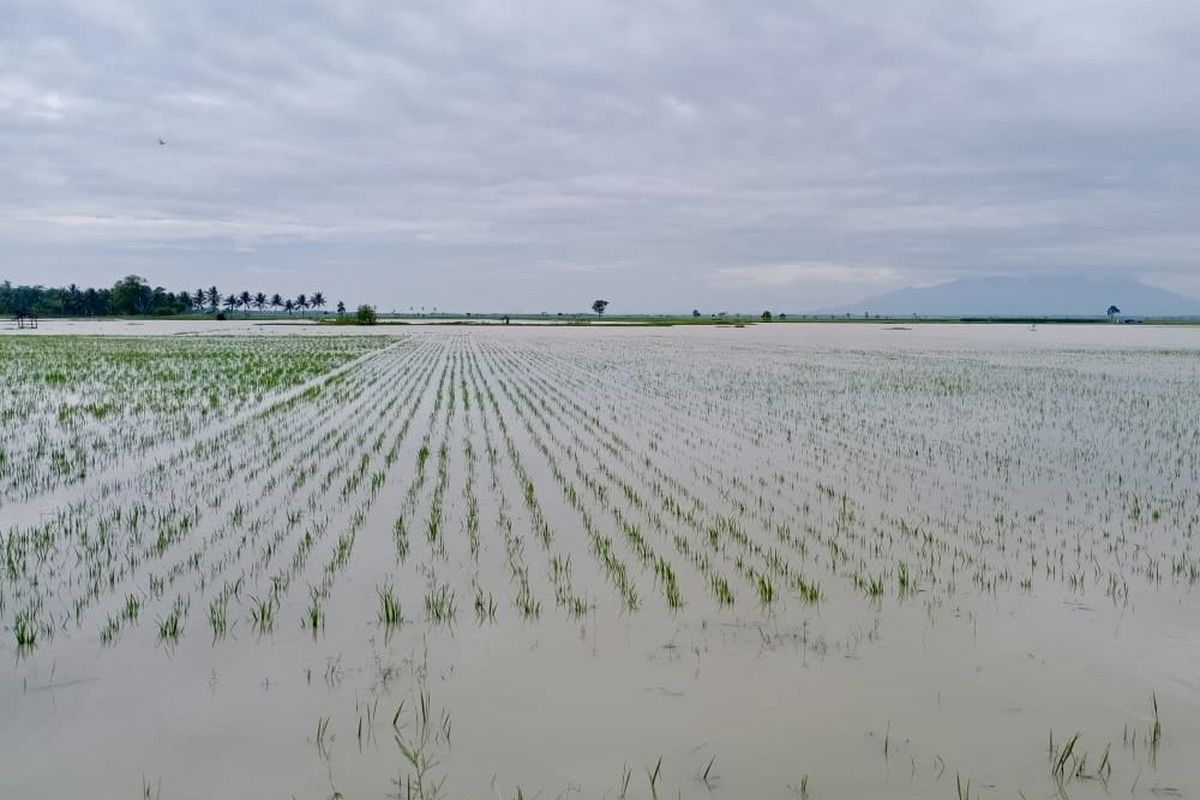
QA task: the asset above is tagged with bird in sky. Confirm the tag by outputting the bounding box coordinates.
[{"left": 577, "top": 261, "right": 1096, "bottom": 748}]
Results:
[{"left": 157, "top": 137, "right": 166, "bottom": 146}]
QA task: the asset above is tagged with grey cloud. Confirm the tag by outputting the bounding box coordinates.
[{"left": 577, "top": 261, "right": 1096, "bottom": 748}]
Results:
[{"left": 1, "top": 0, "right": 1197, "bottom": 312}]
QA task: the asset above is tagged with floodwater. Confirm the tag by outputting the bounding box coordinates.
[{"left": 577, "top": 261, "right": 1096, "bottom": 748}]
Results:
[{"left": 2, "top": 322, "right": 1199, "bottom": 799}]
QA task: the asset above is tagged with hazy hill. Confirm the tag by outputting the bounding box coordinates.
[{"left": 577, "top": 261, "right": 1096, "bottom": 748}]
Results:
[{"left": 819, "top": 276, "right": 1200, "bottom": 317}]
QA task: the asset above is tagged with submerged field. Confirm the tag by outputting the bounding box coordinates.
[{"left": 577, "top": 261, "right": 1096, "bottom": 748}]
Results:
[{"left": 1, "top": 323, "right": 1198, "bottom": 799}]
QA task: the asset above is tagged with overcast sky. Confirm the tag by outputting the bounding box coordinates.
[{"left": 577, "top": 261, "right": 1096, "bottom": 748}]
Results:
[{"left": 2, "top": 0, "right": 1198, "bottom": 312}]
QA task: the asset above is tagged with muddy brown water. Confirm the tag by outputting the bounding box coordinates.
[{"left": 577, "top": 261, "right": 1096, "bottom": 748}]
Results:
[{"left": 2, "top": 322, "right": 1199, "bottom": 799}]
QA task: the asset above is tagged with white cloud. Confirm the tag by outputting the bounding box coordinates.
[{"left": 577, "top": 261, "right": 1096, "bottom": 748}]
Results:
[{"left": 0, "top": 76, "right": 71, "bottom": 120}]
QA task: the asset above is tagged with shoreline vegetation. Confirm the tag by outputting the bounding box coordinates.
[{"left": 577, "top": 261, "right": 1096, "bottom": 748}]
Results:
[
  {"left": 308, "top": 314, "right": 1200, "bottom": 326},
  {"left": 4, "top": 275, "right": 1199, "bottom": 326},
  {"left": 6, "top": 312, "right": 1200, "bottom": 327}
]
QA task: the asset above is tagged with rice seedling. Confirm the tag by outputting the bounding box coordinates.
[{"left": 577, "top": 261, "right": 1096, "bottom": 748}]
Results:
[
  {"left": 1051, "top": 732, "right": 1081, "bottom": 783},
  {"left": 473, "top": 585, "right": 498, "bottom": 624},
  {"left": 13, "top": 607, "right": 38, "bottom": 648},
  {"left": 647, "top": 756, "right": 663, "bottom": 799},
  {"left": 787, "top": 774, "right": 810, "bottom": 799},
  {"left": 157, "top": 608, "right": 183, "bottom": 642},
  {"left": 305, "top": 586, "right": 326, "bottom": 634},
  {"left": 315, "top": 715, "right": 332, "bottom": 759},
  {"left": 618, "top": 764, "right": 632, "bottom": 798},
  {"left": 208, "top": 598, "right": 228, "bottom": 639},
  {"left": 424, "top": 581, "right": 457, "bottom": 625},
  {"left": 249, "top": 595, "right": 276, "bottom": 634},
  {"left": 1151, "top": 691, "right": 1162, "bottom": 748},
  {"left": 378, "top": 582, "right": 404, "bottom": 627}
]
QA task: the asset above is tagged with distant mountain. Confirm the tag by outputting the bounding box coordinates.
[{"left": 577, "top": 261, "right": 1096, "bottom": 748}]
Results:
[{"left": 818, "top": 276, "right": 1200, "bottom": 317}]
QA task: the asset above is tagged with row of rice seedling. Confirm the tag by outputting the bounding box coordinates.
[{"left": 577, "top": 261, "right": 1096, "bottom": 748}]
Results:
[
  {"left": 7, "top": 331, "right": 1198, "bottom": 645},
  {"left": 0, "top": 337, "right": 410, "bottom": 647},
  {"left": 0, "top": 335, "right": 385, "bottom": 507},
  {"left": 3, "top": 327, "right": 1196, "bottom": 800},
  {"left": 499, "top": 334, "right": 1200, "bottom": 611}
]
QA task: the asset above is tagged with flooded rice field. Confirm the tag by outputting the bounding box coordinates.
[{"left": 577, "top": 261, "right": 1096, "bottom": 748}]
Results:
[{"left": 1, "top": 323, "right": 1199, "bottom": 799}]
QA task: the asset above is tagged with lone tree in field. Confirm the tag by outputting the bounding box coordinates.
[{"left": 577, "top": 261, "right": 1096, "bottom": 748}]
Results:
[
  {"left": 761, "top": 310, "right": 773, "bottom": 321},
  {"left": 356, "top": 304, "right": 378, "bottom": 325},
  {"left": 1107, "top": 304, "right": 1121, "bottom": 320},
  {"left": 336, "top": 300, "right": 346, "bottom": 316},
  {"left": 591, "top": 299, "right": 609, "bottom": 317}
]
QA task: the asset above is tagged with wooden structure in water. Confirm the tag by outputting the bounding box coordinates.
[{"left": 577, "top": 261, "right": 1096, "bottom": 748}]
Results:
[{"left": 15, "top": 312, "right": 38, "bottom": 329}]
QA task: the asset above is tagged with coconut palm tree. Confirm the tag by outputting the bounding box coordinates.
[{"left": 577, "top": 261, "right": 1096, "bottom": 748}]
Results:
[
  {"left": 206, "top": 286, "right": 221, "bottom": 313},
  {"left": 193, "top": 288, "right": 205, "bottom": 309},
  {"left": 310, "top": 291, "right": 326, "bottom": 314},
  {"left": 284, "top": 298, "right": 295, "bottom": 314},
  {"left": 294, "top": 294, "right": 308, "bottom": 316},
  {"left": 223, "top": 294, "right": 238, "bottom": 313},
  {"left": 253, "top": 292, "right": 267, "bottom": 312},
  {"left": 239, "top": 290, "right": 252, "bottom": 316},
  {"left": 65, "top": 283, "right": 81, "bottom": 315},
  {"left": 269, "top": 293, "right": 284, "bottom": 312}
]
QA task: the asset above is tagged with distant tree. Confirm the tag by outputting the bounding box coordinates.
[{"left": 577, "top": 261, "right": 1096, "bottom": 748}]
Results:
[
  {"left": 692, "top": 309, "right": 700, "bottom": 318},
  {"left": 1107, "top": 304, "right": 1121, "bottom": 320},
  {"left": 0, "top": 277, "right": 356, "bottom": 319},
  {"left": 284, "top": 298, "right": 295, "bottom": 314},
  {"left": 761, "top": 310, "right": 773, "bottom": 322},
  {"left": 65, "top": 284, "right": 81, "bottom": 315},
  {"left": 151, "top": 285, "right": 175, "bottom": 314},
  {"left": 269, "top": 293, "right": 283, "bottom": 312},
  {"left": 355, "top": 304, "right": 378, "bottom": 325},
  {"left": 111, "top": 275, "right": 153, "bottom": 315},
  {"left": 336, "top": 300, "right": 346, "bottom": 316},
  {"left": 591, "top": 299, "right": 609, "bottom": 317}
]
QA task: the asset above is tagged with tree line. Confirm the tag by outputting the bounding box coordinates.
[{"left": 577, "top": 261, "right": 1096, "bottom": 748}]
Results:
[{"left": 1, "top": 275, "right": 342, "bottom": 318}]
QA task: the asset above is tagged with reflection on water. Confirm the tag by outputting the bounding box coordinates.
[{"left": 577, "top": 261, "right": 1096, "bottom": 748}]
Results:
[{"left": 2, "top": 322, "right": 1199, "bottom": 799}]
